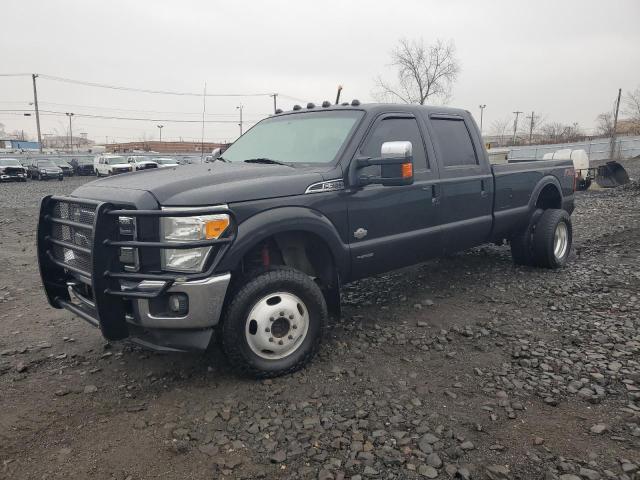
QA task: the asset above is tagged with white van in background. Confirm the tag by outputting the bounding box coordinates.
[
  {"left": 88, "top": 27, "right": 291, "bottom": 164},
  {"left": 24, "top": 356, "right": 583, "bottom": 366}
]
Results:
[{"left": 94, "top": 155, "right": 133, "bottom": 177}]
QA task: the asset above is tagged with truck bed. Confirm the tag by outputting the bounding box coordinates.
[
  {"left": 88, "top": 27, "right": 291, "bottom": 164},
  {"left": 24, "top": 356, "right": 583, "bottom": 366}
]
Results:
[{"left": 490, "top": 159, "right": 575, "bottom": 239}]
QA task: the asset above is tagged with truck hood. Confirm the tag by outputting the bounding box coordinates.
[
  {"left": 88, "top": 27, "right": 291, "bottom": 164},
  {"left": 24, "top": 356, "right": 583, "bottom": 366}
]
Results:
[{"left": 73, "top": 162, "right": 326, "bottom": 206}]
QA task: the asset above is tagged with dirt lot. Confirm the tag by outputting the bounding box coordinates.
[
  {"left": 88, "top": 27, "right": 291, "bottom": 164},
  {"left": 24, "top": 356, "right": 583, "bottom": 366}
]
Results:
[{"left": 1, "top": 163, "right": 639, "bottom": 480}]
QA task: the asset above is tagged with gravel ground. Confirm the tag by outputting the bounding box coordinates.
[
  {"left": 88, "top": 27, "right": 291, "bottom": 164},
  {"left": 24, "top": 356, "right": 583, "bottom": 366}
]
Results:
[{"left": 0, "top": 164, "right": 639, "bottom": 480}]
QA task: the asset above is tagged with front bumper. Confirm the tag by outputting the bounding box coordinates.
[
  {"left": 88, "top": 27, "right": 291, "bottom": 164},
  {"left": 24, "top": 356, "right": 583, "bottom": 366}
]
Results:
[
  {"left": 67, "top": 272, "right": 231, "bottom": 351},
  {"left": 130, "top": 273, "right": 231, "bottom": 329},
  {"left": 1, "top": 173, "right": 26, "bottom": 181},
  {"left": 37, "top": 196, "right": 235, "bottom": 352},
  {"left": 39, "top": 171, "right": 64, "bottom": 179}
]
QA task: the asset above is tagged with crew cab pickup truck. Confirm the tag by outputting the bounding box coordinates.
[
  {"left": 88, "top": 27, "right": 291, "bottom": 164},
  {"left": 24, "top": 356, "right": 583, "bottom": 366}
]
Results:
[{"left": 37, "top": 103, "right": 575, "bottom": 377}]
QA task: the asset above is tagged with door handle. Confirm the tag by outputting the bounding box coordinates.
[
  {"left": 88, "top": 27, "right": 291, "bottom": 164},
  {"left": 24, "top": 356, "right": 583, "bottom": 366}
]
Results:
[
  {"left": 480, "top": 179, "right": 488, "bottom": 198},
  {"left": 431, "top": 184, "right": 440, "bottom": 205}
]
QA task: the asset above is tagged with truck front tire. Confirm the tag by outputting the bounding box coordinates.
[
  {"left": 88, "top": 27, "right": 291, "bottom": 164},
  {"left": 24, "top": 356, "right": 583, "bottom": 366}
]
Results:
[{"left": 222, "top": 268, "right": 327, "bottom": 378}]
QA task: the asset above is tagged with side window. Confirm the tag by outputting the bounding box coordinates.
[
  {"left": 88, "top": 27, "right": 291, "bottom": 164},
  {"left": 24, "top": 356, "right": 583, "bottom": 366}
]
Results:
[
  {"left": 360, "top": 117, "right": 428, "bottom": 174},
  {"left": 430, "top": 118, "right": 477, "bottom": 167}
]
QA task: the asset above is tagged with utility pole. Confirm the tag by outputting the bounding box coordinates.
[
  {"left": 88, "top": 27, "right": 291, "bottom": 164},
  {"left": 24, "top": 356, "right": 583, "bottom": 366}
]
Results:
[
  {"left": 65, "top": 112, "right": 74, "bottom": 152},
  {"left": 610, "top": 88, "right": 622, "bottom": 160},
  {"left": 237, "top": 104, "right": 243, "bottom": 136},
  {"left": 32, "top": 74, "right": 43, "bottom": 152},
  {"left": 512, "top": 111, "right": 523, "bottom": 145},
  {"left": 201, "top": 82, "right": 206, "bottom": 161},
  {"left": 271, "top": 93, "right": 278, "bottom": 114},
  {"left": 478, "top": 104, "right": 486, "bottom": 135},
  {"left": 526, "top": 111, "right": 538, "bottom": 144},
  {"left": 157, "top": 124, "right": 163, "bottom": 142}
]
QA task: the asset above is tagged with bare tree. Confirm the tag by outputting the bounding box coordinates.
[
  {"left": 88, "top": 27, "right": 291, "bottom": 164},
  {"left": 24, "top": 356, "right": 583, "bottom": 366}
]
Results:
[
  {"left": 595, "top": 112, "right": 614, "bottom": 137},
  {"left": 517, "top": 112, "right": 546, "bottom": 143},
  {"left": 490, "top": 116, "right": 511, "bottom": 146},
  {"left": 540, "top": 122, "right": 567, "bottom": 144},
  {"left": 539, "top": 122, "right": 584, "bottom": 144},
  {"left": 624, "top": 86, "right": 640, "bottom": 122},
  {"left": 374, "top": 38, "right": 460, "bottom": 105},
  {"left": 622, "top": 86, "right": 640, "bottom": 135},
  {"left": 564, "top": 123, "right": 583, "bottom": 142}
]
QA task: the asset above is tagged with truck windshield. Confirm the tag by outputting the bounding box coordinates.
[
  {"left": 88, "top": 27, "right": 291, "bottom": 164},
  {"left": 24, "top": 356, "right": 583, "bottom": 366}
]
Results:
[{"left": 222, "top": 110, "right": 363, "bottom": 165}]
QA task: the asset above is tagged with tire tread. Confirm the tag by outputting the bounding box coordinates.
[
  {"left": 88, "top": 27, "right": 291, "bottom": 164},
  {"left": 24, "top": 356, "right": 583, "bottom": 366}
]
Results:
[
  {"left": 222, "top": 267, "right": 327, "bottom": 378},
  {"left": 532, "top": 209, "right": 572, "bottom": 268}
]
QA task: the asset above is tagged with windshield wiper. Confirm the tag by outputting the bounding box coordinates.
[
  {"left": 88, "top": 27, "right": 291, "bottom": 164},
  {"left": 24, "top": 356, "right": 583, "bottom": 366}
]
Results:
[{"left": 244, "top": 158, "right": 289, "bottom": 166}]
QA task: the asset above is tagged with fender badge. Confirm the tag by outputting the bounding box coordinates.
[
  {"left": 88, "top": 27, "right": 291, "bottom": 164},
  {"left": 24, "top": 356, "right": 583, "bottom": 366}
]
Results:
[{"left": 354, "top": 228, "right": 368, "bottom": 240}]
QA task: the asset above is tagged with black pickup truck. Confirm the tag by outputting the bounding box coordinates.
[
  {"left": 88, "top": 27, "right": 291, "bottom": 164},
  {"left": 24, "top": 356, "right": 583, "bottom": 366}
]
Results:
[{"left": 37, "top": 103, "right": 575, "bottom": 377}]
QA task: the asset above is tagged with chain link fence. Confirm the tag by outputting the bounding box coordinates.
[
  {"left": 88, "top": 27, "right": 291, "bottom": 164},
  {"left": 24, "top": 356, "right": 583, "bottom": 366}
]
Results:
[{"left": 507, "top": 135, "right": 640, "bottom": 162}]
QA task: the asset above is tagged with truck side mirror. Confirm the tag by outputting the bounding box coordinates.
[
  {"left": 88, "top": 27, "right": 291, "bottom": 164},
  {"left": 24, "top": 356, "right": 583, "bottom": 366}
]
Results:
[{"left": 356, "top": 141, "right": 414, "bottom": 187}]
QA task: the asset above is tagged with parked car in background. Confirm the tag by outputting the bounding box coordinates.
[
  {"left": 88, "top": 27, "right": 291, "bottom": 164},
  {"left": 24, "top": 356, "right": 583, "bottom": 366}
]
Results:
[
  {"left": 0, "top": 158, "right": 28, "bottom": 182},
  {"left": 69, "top": 157, "right": 95, "bottom": 176},
  {"left": 94, "top": 155, "right": 133, "bottom": 177},
  {"left": 154, "top": 157, "right": 180, "bottom": 168},
  {"left": 53, "top": 158, "right": 74, "bottom": 177},
  {"left": 28, "top": 159, "right": 63, "bottom": 181},
  {"left": 127, "top": 156, "right": 158, "bottom": 171},
  {"left": 177, "top": 157, "right": 199, "bottom": 165}
]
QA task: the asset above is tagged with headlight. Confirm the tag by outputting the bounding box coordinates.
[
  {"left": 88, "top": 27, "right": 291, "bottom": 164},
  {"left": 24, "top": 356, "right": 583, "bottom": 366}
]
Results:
[{"left": 160, "top": 214, "right": 230, "bottom": 272}]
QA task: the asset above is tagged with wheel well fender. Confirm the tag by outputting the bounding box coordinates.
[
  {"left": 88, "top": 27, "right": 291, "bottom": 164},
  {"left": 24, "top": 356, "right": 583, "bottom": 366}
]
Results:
[
  {"left": 217, "top": 206, "right": 349, "bottom": 279},
  {"left": 529, "top": 176, "right": 563, "bottom": 212}
]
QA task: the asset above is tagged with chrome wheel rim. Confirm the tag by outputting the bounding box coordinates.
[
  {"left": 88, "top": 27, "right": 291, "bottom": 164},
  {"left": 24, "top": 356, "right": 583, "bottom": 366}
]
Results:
[
  {"left": 245, "top": 292, "right": 309, "bottom": 360},
  {"left": 553, "top": 222, "right": 568, "bottom": 260}
]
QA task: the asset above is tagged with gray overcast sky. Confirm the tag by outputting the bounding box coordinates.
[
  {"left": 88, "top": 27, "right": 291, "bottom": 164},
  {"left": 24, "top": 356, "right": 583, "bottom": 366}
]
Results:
[{"left": 1, "top": 0, "right": 639, "bottom": 144}]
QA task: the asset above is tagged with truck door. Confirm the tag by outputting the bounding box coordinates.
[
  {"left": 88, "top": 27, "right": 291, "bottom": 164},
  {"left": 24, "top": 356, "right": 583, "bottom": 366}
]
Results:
[
  {"left": 426, "top": 114, "right": 493, "bottom": 253},
  {"left": 347, "top": 114, "right": 442, "bottom": 279}
]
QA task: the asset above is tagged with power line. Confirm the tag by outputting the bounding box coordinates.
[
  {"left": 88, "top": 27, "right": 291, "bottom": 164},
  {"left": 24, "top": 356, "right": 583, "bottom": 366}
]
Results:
[
  {"left": 38, "top": 74, "right": 274, "bottom": 98},
  {"left": 1, "top": 99, "right": 270, "bottom": 118},
  {"left": 0, "top": 109, "right": 264, "bottom": 124}
]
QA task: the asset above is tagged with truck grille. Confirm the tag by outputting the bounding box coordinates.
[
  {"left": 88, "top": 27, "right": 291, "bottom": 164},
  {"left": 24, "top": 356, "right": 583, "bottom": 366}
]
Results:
[
  {"left": 38, "top": 195, "right": 234, "bottom": 340},
  {"left": 49, "top": 200, "right": 97, "bottom": 277},
  {"left": 3, "top": 167, "right": 25, "bottom": 176}
]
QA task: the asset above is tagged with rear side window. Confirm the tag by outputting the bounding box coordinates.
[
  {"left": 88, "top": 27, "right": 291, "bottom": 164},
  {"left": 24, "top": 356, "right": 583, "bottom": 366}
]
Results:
[
  {"left": 360, "top": 117, "right": 428, "bottom": 171},
  {"left": 430, "top": 118, "right": 477, "bottom": 167}
]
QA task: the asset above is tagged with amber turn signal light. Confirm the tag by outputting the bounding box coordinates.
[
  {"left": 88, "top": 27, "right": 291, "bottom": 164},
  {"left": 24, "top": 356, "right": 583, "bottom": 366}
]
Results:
[
  {"left": 401, "top": 162, "right": 413, "bottom": 179},
  {"left": 204, "top": 217, "right": 230, "bottom": 239}
]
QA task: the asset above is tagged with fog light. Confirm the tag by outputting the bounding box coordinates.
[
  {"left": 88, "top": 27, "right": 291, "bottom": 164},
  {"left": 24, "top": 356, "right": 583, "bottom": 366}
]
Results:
[
  {"left": 169, "top": 294, "right": 188, "bottom": 315},
  {"left": 119, "top": 247, "right": 135, "bottom": 263}
]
